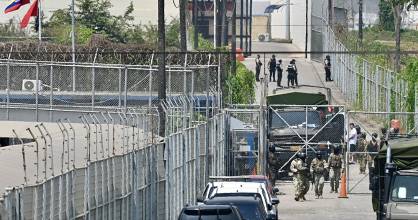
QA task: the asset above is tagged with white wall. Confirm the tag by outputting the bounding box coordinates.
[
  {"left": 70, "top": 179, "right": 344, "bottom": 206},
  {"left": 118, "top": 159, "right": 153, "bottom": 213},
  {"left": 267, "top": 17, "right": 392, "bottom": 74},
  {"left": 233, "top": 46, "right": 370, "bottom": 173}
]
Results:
[{"left": 270, "top": 0, "right": 311, "bottom": 55}]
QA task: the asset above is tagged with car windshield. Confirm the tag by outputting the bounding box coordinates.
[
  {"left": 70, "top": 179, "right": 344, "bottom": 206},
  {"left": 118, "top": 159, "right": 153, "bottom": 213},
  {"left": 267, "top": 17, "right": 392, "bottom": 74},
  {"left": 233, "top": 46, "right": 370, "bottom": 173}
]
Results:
[
  {"left": 271, "top": 111, "right": 320, "bottom": 128},
  {"left": 180, "top": 208, "right": 239, "bottom": 220},
  {"left": 206, "top": 199, "right": 265, "bottom": 219},
  {"left": 391, "top": 175, "right": 418, "bottom": 202}
]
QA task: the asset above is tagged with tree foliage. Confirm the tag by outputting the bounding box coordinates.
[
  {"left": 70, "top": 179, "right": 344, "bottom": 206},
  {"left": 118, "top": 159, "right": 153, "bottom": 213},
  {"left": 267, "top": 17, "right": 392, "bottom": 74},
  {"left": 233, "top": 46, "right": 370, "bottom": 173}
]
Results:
[
  {"left": 379, "top": 0, "right": 395, "bottom": 31},
  {"left": 225, "top": 62, "right": 256, "bottom": 104}
]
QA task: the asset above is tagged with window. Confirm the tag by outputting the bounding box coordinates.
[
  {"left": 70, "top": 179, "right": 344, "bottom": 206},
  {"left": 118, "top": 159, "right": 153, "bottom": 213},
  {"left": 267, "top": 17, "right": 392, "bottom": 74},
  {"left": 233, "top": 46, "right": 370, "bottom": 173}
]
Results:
[{"left": 391, "top": 175, "right": 418, "bottom": 202}]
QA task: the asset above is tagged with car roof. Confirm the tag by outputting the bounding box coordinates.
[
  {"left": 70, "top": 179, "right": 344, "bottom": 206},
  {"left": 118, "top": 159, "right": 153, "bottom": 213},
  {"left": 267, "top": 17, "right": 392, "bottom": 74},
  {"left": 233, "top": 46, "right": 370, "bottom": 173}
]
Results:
[
  {"left": 205, "top": 195, "right": 262, "bottom": 204},
  {"left": 212, "top": 181, "right": 264, "bottom": 189},
  {"left": 182, "top": 205, "right": 236, "bottom": 210}
]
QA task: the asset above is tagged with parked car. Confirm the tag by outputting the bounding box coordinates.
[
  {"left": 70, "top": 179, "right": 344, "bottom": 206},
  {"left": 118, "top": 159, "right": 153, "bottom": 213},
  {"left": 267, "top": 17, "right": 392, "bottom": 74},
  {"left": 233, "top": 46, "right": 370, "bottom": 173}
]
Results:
[
  {"left": 198, "top": 182, "right": 279, "bottom": 218},
  {"left": 209, "top": 175, "right": 279, "bottom": 195},
  {"left": 204, "top": 195, "right": 276, "bottom": 220},
  {"left": 178, "top": 205, "right": 244, "bottom": 220}
]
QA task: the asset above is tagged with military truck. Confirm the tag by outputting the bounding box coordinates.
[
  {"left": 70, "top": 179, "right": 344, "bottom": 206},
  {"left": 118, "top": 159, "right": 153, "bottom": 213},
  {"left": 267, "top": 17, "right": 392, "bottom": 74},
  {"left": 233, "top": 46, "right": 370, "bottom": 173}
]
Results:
[
  {"left": 370, "top": 137, "right": 418, "bottom": 220},
  {"left": 266, "top": 87, "right": 345, "bottom": 180}
]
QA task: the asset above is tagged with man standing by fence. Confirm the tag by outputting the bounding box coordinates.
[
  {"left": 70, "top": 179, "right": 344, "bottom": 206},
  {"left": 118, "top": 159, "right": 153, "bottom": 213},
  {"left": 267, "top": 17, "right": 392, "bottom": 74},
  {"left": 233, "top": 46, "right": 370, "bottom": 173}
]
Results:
[
  {"left": 324, "top": 55, "right": 333, "bottom": 81},
  {"left": 268, "top": 55, "right": 277, "bottom": 82},
  {"left": 255, "top": 54, "right": 262, "bottom": 82}
]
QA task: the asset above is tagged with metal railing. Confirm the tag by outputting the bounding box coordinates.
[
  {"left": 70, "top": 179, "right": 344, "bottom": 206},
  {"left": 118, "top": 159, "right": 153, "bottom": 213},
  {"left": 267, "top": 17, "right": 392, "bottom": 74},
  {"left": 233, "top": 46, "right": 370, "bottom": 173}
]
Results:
[{"left": 324, "top": 26, "right": 411, "bottom": 114}]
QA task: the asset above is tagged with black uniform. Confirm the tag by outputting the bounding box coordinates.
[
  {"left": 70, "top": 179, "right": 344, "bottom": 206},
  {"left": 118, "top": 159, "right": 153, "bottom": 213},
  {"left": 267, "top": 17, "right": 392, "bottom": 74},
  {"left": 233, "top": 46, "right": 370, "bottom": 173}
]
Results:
[
  {"left": 324, "top": 57, "right": 332, "bottom": 81},
  {"left": 287, "top": 64, "right": 296, "bottom": 87},
  {"left": 269, "top": 57, "right": 277, "bottom": 82},
  {"left": 276, "top": 61, "right": 283, "bottom": 87},
  {"left": 255, "top": 57, "right": 262, "bottom": 81}
]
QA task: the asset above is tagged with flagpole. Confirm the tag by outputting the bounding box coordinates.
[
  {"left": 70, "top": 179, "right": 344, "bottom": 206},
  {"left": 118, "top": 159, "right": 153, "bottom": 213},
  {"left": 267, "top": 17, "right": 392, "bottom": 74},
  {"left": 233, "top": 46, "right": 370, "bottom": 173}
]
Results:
[
  {"left": 38, "top": 0, "right": 41, "bottom": 42},
  {"left": 71, "top": 0, "right": 76, "bottom": 91}
]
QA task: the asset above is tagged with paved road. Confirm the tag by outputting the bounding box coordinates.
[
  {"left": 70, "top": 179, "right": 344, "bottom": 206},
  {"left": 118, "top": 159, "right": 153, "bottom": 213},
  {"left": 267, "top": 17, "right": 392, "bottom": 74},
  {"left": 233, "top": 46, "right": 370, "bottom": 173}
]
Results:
[
  {"left": 242, "top": 42, "right": 347, "bottom": 105},
  {"left": 243, "top": 42, "right": 375, "bottom": 219},
  {"left": 276, "top": 164, "right": 375, "bottom": 220}
]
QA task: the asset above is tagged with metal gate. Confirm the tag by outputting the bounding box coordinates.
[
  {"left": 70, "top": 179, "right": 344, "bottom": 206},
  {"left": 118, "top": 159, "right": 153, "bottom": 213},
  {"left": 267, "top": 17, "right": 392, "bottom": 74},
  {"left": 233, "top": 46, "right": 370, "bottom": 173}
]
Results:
[
  {"left": 346, "top": 111, "right": 418, "bottom": 194},
  {"left": 268, "top": 105, "right": 345, "bottom": 176},
  {"left": 225, "top": 107, "right": 267, "bottom": 176}
]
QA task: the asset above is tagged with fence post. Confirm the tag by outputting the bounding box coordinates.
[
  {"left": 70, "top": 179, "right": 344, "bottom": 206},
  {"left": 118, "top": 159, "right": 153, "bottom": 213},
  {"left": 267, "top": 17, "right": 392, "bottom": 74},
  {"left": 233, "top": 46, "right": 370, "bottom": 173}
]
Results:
[
  {"left": 124, "top": 66, "right": 128, "bottom": 113},
  {"left": 35, "top": 62, "right": 40, "bottom": 122},
  {"left": 49, "top": 63, "right": 54, "bottom": 122},
  {"left": 27, "top": 128, "right": 40, "bottom": 183}
]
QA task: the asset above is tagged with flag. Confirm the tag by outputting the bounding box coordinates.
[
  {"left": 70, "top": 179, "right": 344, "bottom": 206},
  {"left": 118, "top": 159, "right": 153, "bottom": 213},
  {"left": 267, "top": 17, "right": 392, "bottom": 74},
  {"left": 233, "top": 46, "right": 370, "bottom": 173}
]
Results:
[
  {"left": 20, "top": 0, "right": 38, "bottom": 28},
  {"left": 4, "top": 0, "right": 30, "bottom": 14}
]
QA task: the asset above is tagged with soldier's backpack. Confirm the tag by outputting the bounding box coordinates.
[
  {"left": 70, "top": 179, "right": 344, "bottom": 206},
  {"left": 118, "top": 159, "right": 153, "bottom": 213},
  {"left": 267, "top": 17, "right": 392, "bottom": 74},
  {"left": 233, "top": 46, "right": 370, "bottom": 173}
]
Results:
[{"left": 330, "top": 155, "right": 342, "bottom": 168}]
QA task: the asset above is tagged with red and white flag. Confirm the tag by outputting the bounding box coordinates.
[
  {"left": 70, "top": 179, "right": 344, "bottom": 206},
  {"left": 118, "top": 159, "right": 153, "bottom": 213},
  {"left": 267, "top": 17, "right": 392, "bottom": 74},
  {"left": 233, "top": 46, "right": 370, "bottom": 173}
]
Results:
[{"left": 20, "top": 0, "right": 38, "bottom": 28}]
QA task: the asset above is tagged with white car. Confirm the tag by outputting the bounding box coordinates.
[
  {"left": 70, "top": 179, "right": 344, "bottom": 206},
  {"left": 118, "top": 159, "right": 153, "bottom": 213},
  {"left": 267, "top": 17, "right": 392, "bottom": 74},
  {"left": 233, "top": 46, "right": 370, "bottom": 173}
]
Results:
[{"left": 198, "top": 182, "right": 279, "bottom": 218}]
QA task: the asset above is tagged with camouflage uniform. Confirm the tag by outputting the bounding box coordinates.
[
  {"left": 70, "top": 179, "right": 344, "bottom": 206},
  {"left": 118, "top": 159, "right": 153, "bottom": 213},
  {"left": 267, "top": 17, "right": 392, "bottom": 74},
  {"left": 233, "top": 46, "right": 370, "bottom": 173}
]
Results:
[
  {"left": 290, "top": 158, "right": 310, "bottom": 201},
  {"left": 357, "top": 138, "right": 368, "bottom": 174},
  {"left": 328, "top": 153, "right": 343, "bottom": 193},
  {"left": 310, "top": 158, "right": 327, "bottom": 198},
  {"left": 268, "top": 151, "right": 278, "bottom": 185}
]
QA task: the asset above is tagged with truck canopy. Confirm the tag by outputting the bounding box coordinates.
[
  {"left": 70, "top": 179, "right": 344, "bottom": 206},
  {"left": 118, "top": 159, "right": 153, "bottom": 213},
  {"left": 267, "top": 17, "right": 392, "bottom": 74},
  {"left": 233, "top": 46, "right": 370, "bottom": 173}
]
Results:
[
  {"left": 267, "top": 92, "right": 328, "bottom": 105},
  {"left": 378, "top": 138, "right": 418, "bottom": 170}
]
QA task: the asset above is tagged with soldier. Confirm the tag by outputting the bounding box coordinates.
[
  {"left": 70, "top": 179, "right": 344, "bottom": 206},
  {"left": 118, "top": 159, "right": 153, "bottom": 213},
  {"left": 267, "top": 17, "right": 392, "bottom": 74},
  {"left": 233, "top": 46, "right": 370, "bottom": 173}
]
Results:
[
  {"left": 290, "top": 152, "right": 310, "bottom": 201},
  {"left": 268, "top": 55, "right": 277, "bottom": 82},
  {"left": 328, "top": 146, "right": 343, "bottom": 193},
  {"left": 276, "top": 59, "right": 283, "bottom": 87},
  {"left": 310, "top": 151, "right": 328, "bottom": 199},
  {"left": 358, "top": 133, "right": 368, "bottom": 174},
  {"left": 268, "top": 146, "right": 278, "bottom": 185},
  {"left": 367, "top": 133, "right": 379, "bottom": 171}
]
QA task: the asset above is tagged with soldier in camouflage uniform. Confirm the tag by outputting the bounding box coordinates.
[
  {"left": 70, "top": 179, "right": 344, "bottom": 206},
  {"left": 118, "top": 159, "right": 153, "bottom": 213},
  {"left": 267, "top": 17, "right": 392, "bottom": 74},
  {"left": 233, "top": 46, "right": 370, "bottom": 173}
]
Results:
[
  {"left": 310, "top": 151, "right": 328, "bottom": 199},
  {"left": 268, "top": 146, "right": 278, "bottom": 185},
  {"left": 328, "top": 146, "right": 343, "bottom": 193},
  {"left": 357, "top": 133, "right": 368, "bottom": 174},
  {"left": 290, "top": 152, "right": 310, "bottom": 201}
]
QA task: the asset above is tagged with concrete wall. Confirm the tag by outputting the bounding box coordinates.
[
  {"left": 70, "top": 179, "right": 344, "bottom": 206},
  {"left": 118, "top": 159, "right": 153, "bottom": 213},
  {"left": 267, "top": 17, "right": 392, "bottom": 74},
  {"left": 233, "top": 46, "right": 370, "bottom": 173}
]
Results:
[
  {"left": 252, "top": 15, "right": 269, "bottom": 41},
  {"left": 271, "top": 0, "right": 312, "bottom": 55}
]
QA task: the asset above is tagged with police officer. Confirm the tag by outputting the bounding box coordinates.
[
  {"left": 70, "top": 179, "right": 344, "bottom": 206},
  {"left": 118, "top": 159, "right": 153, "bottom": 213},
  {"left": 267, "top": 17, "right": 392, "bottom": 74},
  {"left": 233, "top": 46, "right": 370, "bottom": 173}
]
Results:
[
  {"left": 268, "top": 55, "right": 277, "bottom": 82},
  {"left": 328, "top": 146, "right": 343, "bottom": 193},
  {"left": 290, "top": 152, "right": 309, "bottom": 201},
  {"left": 255, "top": 55, "right": 262, "bottom": 82},
  {"left": 358, "top": 133, "right": 368, "bottom": 174},
  {"left": 276, "top": 59, "right": 283, "bottom": 87},
  {"left": 268, "top": 146, "right": 278, "bottom": 185},
  {"left": 287, "top": 60, "right": 296, "bottom": 88},
  {"left": 310, "top": 151, "right": 328, "bottom": 199},
  {"left": 324, "top": 55, "right": 333, "bottom": 81}
]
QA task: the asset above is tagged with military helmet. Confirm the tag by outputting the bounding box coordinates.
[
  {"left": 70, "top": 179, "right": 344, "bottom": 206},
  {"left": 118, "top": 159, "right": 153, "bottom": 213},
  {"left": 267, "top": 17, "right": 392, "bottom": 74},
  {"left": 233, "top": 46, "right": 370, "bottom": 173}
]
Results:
[
  {"left": 372, "top": 132, "right": 378, "bottom": 139},
  {"left": 361, "top": 132, "right": 366, "bottom": 139},
  {"left": 297, "top": 152, "right": 306, "bottom": 160}
]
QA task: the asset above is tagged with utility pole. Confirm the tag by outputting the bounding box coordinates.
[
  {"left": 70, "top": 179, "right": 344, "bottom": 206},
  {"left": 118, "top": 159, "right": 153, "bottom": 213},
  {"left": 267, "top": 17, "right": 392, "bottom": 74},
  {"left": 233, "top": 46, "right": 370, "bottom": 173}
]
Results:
[
  {"left": 158, "top": 0, "right": 166, "bottom": 136},
  {"left": 240, "top": 0, "right": 243, "bottom": 50},
  {"left": 193, "top": 0, "right": 198, "bottom": 49},
  {"left": 71, "top": 0, "right": 76, "bottom": 92},
  {"left": 305, "top": 0, "right": 308, "bottom": 59},
  {"left": 214, "top": 0, "right": 217, "bottom": 48},
  {"left": 179, "top": 0, "right": 187, "bottom": 51},
  {"left": 232, "top": 0, "right": 237, "bottom": 74},
  {"left": 221, "top": 0, "right": 228, "bottom": 46},
  {"left": 38, "top": 0, "right": 42, "bottom": 42},
  {"left": 358, "top": 0, "right": 364, "bottom": 48},
  {"left": 285, "top": 0, "right": 290, "bottom": 40},
  {"left": 328, "top": 0, "right": 333, "bottom": 26}
]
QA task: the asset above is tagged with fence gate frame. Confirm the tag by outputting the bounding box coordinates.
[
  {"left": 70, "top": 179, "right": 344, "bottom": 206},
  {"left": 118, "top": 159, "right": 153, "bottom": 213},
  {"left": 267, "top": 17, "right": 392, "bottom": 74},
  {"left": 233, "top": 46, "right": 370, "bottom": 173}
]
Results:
[
  {"left": 225, "top": 107, "right": 267, "bottom": 176},
  {"left": 268, "top": 104, "right": 346, "bottom": 173}
]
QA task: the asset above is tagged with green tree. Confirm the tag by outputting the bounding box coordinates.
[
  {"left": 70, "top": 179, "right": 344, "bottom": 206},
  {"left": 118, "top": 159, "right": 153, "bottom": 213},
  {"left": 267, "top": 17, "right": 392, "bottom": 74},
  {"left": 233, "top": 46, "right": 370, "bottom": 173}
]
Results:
[
  {"left": 379, "top": 0, "right": 394, "bottom": 31},
  {"left": 386, "top": 0, "right": 418, "bottom": 72}
]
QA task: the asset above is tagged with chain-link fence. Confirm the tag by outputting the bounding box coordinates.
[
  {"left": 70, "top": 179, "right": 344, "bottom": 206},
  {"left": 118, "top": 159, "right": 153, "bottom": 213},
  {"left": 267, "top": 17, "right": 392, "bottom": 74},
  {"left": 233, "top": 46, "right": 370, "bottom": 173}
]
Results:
[
  {"left": 0, "top": 58, "right": 221, "bottom": 121},
  {"left": 0, "top": 108, "right": 226, "bottom": 220},
  {"left": 345, "top": 111, "right": 418, "bottom": 195},
  {"left": 225, "top": 107, "right": 267, "bottom": 177},
  {"left": 324, "top": 27, "right": 413, "bottom": 115}
]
